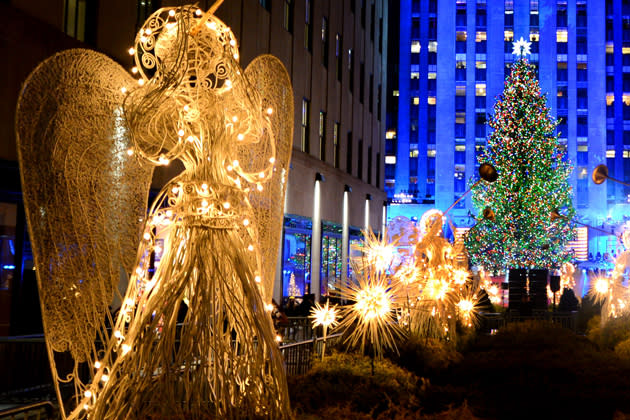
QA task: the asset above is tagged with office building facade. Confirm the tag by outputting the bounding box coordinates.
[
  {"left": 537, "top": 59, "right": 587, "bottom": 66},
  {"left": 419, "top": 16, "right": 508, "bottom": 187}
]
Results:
[
  {"left": 386, "top": 0, "right": 624, "bottom": 256},
  {"left": 0, "top": 0, "right": 388, "bottom": 334}
]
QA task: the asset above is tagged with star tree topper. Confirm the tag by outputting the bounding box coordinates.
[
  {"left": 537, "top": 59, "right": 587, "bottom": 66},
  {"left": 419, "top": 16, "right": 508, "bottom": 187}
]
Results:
[{"left": 512, "top": 36, "right": 532, "bottom": 57}]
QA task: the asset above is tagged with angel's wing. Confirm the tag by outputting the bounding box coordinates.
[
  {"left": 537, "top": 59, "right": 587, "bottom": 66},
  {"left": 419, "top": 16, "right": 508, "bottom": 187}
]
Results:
[
  {"left": 15, "top": 49, "right": 154, "bottom": 362},
  {"left": 243, "top": 55, "right": 293, "bottom": 302}
]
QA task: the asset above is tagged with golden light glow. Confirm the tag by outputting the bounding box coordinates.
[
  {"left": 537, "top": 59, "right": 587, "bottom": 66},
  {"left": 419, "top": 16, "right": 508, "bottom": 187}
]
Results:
[
  {"left": 309, "top": 300, "right": 339, "bottom": 329},
  {"left": 594, "top": 277, "right": 609, "bottom": 295}
]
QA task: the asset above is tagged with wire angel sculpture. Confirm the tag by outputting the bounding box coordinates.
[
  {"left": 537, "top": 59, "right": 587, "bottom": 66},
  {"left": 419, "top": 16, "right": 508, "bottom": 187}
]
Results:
[{"left": 16, "top": 4, "right": 293, "bottom": 419}]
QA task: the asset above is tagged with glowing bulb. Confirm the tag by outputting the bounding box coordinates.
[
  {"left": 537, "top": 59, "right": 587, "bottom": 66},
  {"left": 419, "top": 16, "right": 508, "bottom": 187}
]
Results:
[
  {"left": 233, "top": 160, "right": 239, "bottom": 166},
  {"left": 594, "top": 277, "right": 609, "bottom": 295},
  {"left": 223, "top": 202, "right": 231, "bottom": 209},
  {"left": 186, "top": 135, "right": 196, "bottom": 143},
  {"left": 266, "top": 107, "right": 273, "bottom": 115},
  {"left": 201, "top": 199, "right": 209, "bottom": 207},
  {"left": 135, "top": 267, "right": 143, "bottom": 276},
  {"left": 457, "top": 299, "right": 474, "bottom": 313},
  {"left": 121, "top": 87, "right": 127, "bottom": 94},
  {"left": 230, "top": 39, "right": 236, "bottom": 47},
  {"left": 248, "top": 244, "right": 254, "bottom": 251},
  {"left": 140, "top": 36, "right": 148, "bottom": 43},
  {"left": 257, "top": 184, "right": 263, "bottom": 191},
  {"left": 171, "top": 187, "right": 179, "bottom": 194},
  {"left": 178, "top": 129, "right": 185, "bottom": 137},
  {"left": 94, "top": 361, "right": 101, "bottom": 369},
  {"left": 83, "top": 404, "right": 89, "bottom": 410},
  {"left": 225, "top": 79, "right": 232, "bottom": 89},
  {"left": 237, "top": 133, "right": 244, "bottom": 141},
  {"left": 227, "top": 165, "right": 233, "bottom": 171},
  {"left": 126, "top": 149, "right": 134, "bottom": 156},
  {"left": 169, "top": 9, "right": 175, "bottom": 16},
  {"left": 265, "top": 303, "right": 274, "bottom": 312},
  {"left": 84, "top": 390, "right": 92, "bottom": 398},
  {"left": 232, "top": 115, "right": 238, "bottom": 122},
  {"left": 201, "top": 183, "right": 208, "bottom": 190},
  {"left": 269, "top": 157, "right": 275, "bottom": 163},
  {"left": 145, "top": 28, "right": 152, "bottom": 35},
  {"left": 275, "top": 335, "right": 282, "bottom": 342},
  {"left": 121, "top": 343, "right": 131, "bottom": 355},
  {"left": 234, "top": 53, "right": 239, "bottom": 60},
  {"left": 309, "top": 301, "right": 339, "bottom": 329},
  {"left": 255, "top": 275, "right": 261, "bottom": 283},
  {"left": 259, "top": 172, "right": 265, "bottom": 178},
  {"left": 101, "top": 374, "right": 109, "bottom": 382},
  {"left": 114, "top": 330, "right": 122, "bottom": 339},
  {"left": 195, "top": 9, "right": 202, "bottom": 16},
  {"left": 183, "top": 105, "right": 190, "bottom": 112},
  {"left": 128, "top": 47, "right": 135, "bottom": 55},
  {"left": 209, "top": 21, "right": 217, "bottom": 30},
  {"left": 137, "top": 78, "right": 145, "bottom": 86},
  {"left": 243, "top": 219, "right": 250, "bottom": 226}
]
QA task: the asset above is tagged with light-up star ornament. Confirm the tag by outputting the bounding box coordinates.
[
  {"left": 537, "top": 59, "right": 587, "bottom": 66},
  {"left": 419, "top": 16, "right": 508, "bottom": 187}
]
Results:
[{"left": 512, "top": 36, "right": 532, "bottom": 57}]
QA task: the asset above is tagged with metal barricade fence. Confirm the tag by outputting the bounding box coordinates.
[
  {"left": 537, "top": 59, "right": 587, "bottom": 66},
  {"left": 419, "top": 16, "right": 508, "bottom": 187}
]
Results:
[{"left": 279, "top": 333, "right": 344, "bottom": 376}]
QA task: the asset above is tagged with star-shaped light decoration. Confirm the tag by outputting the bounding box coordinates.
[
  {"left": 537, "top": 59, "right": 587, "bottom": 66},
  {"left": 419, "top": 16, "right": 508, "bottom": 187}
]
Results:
[
  {"left": 309, "top": 300, "right": 339, "bottom": 360},
  {"left": 512, "top": 36, "right": 532, "bottom": 57}
]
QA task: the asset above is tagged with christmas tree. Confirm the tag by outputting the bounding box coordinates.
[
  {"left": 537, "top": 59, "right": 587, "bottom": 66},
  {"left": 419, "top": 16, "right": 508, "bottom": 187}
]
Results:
[
  {"left": 287, "top": 272, "right": 301, "bottom": 297},
  {"left": 465, "top": 52, "right": 575, "bottom": 273}
]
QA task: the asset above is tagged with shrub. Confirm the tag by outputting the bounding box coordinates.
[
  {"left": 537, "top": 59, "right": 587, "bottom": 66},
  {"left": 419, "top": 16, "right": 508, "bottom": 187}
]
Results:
[
  {"left": 587, "top": 313, "right": 630, "bottom": 350},
  {"left": 387, "top": 335, "right": 462, "bottom": 378},
  {"left": 444, "top": 320, "right": 630, "bottom": 419},
  {"left": 615, "top": 338, "right": 630, "bottom": 361},
  {"left": 288, "top": 350, "right": 426, "bottom": 418}
]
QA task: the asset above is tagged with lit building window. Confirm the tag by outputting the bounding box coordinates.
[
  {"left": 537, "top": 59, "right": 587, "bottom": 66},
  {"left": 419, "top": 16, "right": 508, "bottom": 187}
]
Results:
[
  {"left": 476, "top": 61, "right": 486, "bottom": 69},
  {"left": 428, "top": 41, "right": 438, "bottom": 53},
  {"left": 476, "top": 31, "right": 486, "bottom": 42},
  {"left": 504, "top": 30, "right": 514, "bottom": 41},
  {"left": 427, "top": 150, "right": 437, "bottom": 157},
  {"left": 456, "top": 31, "right": 467, "bottom": 41},
  {"left": 427, "top": 96, "right": 436, "bottom": 105},
  {"left": 411, "top": 41, "right": 421, "bottom": 53},
  {"left": 455, "top": 145, "right": 466, "bottom": 151},
  {"left": 428, "top": 72, "right": 437, "bottom": 79},
  {"left": 393, "top": 90, "right": 399, "bottom": 97},
  {"left": 578, "top": 145, "right": 588, "bottom": 152},
  {"left": 409, "top": 149, "right": 419, "bottom": 158},
  {"left": 411, "top": 72, "right": 420, "bottom": 79},
  {"left": 413, "top": 97, "right": 420, "bottom": 105},
  {"left": 476, "top": 83, "right": 486, "bottom": 96},
  {"left": 557, "top": 29, "right": 568, "bottom": 43},
  {"left": 385, "top": 130, "right": 396, "bottom": 139},
  {"left": 607, "top": 150, "right": 616, "bottom": 158},
  {"left": 385, "top": 156, "right": 396, "bottom": 164}
]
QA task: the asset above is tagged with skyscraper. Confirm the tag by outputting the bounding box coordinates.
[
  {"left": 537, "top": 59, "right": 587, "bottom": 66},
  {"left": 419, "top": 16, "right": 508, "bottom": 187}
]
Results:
[{"left": 387, "top": 0, "right": 623, "bottom": 256}]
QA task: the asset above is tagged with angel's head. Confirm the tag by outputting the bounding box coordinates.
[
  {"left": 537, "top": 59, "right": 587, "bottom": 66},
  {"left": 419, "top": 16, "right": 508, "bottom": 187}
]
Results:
[
  {"left": 125, "top": 6, "right": 270, "bottom": 174},
  {"left": 134, "top": 6, "right": 240, "bottom": 95}
]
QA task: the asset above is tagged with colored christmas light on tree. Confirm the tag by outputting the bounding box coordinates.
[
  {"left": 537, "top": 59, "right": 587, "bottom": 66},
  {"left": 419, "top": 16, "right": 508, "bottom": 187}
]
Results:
[{"left": 464, "top": 58, "right": 575, "bottom": 273}]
